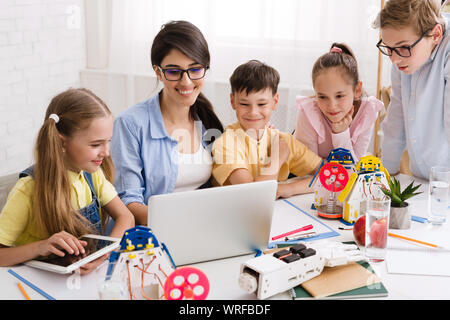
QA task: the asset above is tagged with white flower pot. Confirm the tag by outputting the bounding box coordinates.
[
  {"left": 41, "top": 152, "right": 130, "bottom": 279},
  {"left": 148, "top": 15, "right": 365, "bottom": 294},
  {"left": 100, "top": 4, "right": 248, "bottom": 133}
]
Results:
[{"left": 389, "top": 203, "right": 411, "bottom": 229}]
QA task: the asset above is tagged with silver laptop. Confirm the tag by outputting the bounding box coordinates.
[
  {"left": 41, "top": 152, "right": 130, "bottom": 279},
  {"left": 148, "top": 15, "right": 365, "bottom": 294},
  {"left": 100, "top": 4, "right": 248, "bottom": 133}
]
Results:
[{"left": 148, "top": 180, "right": 277, "bottom": 266}]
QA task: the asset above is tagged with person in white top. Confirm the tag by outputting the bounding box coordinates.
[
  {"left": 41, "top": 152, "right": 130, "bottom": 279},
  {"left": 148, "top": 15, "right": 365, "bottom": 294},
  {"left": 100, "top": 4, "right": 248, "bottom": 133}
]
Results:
[{"left": 173, "top": 122, "right": 213, "bottom": 192}]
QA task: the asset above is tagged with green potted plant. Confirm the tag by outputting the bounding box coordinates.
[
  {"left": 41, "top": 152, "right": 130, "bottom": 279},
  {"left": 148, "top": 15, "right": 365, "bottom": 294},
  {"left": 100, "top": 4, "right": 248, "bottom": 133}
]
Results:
[{"left": 380, "top": 177, "right": 422, "bottom": 229}]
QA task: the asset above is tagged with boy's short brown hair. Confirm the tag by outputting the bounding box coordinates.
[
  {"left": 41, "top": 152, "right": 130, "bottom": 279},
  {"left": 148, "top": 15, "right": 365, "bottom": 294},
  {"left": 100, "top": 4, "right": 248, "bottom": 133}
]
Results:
[
  {"left": 230, "top": 60, "right": 280, "bottom": 95},
  {"left": 373, "top": 0, "right": 446, "bottom": 36}
]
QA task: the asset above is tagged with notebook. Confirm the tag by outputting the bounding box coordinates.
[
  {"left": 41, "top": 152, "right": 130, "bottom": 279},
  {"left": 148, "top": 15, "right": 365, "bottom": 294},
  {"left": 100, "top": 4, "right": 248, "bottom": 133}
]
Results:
[
  {"left": 291, "top": 259, "right": 388, "bottom": 299},
  {"left": 148, "top": 180, "right": 277, "bottom": 266}
]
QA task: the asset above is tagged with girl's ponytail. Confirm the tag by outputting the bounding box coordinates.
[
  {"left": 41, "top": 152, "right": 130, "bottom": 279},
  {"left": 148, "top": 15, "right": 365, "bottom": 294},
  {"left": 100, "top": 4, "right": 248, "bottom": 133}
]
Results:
[
  {"left": 33, "top": 88, "right": 113, "bottom": 238},
  {"left": 34, "top": 116, "right": 92, "bottom": 237},
  {"left": 312, "top": 42, "right": 360, "bottom": 88}
]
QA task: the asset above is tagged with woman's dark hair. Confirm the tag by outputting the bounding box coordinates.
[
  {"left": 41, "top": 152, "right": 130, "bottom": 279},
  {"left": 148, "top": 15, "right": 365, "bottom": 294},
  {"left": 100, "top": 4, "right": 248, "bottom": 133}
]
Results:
[{"left": 151, "top": 20, "right": 223, "bottom": 133}]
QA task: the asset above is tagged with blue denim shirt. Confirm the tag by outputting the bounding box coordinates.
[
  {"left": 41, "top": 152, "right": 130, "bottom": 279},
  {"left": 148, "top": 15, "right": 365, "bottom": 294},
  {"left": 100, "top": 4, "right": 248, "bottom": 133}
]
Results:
[
  {"left": 111, "top": 92, "right": 215, "bottom": 206},
  {"left": 381, "top": 13, "right": 450, "bottom": 179}
]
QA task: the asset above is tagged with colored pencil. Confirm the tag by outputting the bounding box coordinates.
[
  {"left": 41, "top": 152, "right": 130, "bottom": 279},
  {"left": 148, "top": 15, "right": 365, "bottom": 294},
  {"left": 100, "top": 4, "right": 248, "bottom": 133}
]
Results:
[
  {"left": 7, "top": 269, "right": 56, "bottom": 300},
  {"left": 285, "top": 231, "right": 317, "bottom": 241},
  {"left": 411, "top": 215, "right": 428, "bottom": 223},
  {"left": 271, "top": 224, "right": 313, "bottom": 241},
  {"left": 388, "top": 232, "right": 441, "bottom": 249},
  {"left": 17, "top": 282, "right": 31, "bottom": 300}
]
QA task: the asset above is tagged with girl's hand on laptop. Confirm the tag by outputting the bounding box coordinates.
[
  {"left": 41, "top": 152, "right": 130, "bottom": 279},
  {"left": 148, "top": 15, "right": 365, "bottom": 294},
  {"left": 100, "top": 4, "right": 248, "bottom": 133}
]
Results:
[{"left": 38, "top": 231, "right": 87, "bottom": 258}]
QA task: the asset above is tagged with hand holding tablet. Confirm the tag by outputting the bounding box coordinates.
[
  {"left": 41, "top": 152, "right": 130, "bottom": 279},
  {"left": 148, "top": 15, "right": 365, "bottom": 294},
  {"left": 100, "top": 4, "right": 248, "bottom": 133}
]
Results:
[
  {"left": 37, "top": 231, "right": 88, "bottom": 258},
  {"left": 25, "top": 234, "right": 120, "bottom": 274}
]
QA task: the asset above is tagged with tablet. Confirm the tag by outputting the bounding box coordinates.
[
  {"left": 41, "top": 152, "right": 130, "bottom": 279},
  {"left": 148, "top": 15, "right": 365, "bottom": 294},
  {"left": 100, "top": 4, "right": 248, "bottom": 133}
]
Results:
[{"left": 24, "top": 234, "right": 121, "bottom": 274}]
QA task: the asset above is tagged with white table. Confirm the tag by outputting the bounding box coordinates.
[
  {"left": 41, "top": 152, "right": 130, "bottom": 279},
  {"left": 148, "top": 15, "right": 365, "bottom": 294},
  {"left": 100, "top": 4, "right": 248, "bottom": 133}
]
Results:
[{"left": 1, "top": 174, "right": 450, "bottom": 300}]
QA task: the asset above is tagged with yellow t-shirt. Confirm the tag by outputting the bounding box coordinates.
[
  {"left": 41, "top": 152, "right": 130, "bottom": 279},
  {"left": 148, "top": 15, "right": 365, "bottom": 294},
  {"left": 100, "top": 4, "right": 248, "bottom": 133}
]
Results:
[
  {"left": 0, "top": 168, "right": 117, "bottom": 247},
  {"left": 212, "top": 122, "right": 322, "bottom": 186}
]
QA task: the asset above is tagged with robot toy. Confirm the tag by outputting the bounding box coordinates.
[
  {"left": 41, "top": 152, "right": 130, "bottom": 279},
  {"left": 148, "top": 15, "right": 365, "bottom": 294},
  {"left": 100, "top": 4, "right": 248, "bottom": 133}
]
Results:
[
  {"left": 238, "top": 240, "right": 364, "bottom": 300},
  {"left": 310, "top": 148, "right": 356, "bottom": 219},
  {"left": 102, "top": 226, "right": 209, "bottom": 300},
  {"left": 337, "top": 155, "right": 390, "bottom": 223}
]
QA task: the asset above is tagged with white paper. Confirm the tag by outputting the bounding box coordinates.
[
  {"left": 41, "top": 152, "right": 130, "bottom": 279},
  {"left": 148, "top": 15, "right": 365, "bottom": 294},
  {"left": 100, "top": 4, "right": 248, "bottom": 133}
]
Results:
[
  {"left": 9, "top": 265, "right": 99, "bottom": 300},
  {"left": 386, "top": 228, "right": 450, "bottom": 277}
]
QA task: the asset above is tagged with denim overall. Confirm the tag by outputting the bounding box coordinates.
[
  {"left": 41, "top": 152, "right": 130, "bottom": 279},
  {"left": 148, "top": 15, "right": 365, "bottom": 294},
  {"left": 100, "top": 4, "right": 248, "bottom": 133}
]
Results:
[{"left": 19, "top": 165, "right": 102, "bottom": 234}]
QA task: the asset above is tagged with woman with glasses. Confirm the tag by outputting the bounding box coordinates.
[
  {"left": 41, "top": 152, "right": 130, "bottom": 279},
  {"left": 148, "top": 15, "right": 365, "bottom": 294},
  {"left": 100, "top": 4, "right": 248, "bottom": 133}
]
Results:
[
  {"left": 111, "top": 21, "right": 224, "bottom": 225},
  {"left": 373, "top": 0, "right": 450, "bottom": 180}
]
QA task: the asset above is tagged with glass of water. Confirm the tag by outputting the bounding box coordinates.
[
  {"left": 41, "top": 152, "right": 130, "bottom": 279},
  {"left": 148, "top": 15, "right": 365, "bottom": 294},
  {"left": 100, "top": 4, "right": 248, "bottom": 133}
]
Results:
[
  {"left": 96, "top": 261, "right": 128, "bottom": 300},
  {"left": 365, "top": 197, "right": 390, "bottom": 262},
  {"left": 429, "top": 166, "right": 450, "bottom": 225}
]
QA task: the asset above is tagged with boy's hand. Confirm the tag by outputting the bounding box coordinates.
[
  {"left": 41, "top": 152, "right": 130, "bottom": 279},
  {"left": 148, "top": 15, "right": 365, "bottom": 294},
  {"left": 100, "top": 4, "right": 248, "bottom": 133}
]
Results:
[
  {"left": 276, "top": 177, "right": 315, "bottom": 199},
  {"left": 38, "top": 231, "right": 87, "bottom": 257},
  {"left": 263, "top": 134, "right": 290, "bottom": 176},
  {"left": 276, "top": 183, "right": 294, "bottom": 199},
  {"left": 276, "top": 135, "right": 290, "bottom": 167},
  {"left": 330, "top": 105, "right": 354, "bottom": 134}
]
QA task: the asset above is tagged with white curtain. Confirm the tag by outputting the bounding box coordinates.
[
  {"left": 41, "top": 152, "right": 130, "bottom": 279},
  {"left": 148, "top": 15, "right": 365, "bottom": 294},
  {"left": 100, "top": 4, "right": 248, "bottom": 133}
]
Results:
[{"left": 106, "top": 0, "right": 388, "bottom": 132}]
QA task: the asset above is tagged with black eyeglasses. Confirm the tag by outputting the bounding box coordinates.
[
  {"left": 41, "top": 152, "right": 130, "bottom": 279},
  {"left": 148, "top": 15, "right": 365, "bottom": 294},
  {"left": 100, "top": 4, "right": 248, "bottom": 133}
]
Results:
[
  {"left": 376, "top": 28, "right": 432, "bottom": 57},
  {"left": 157, "top": 66, "right": 208, "bottom": 81}
]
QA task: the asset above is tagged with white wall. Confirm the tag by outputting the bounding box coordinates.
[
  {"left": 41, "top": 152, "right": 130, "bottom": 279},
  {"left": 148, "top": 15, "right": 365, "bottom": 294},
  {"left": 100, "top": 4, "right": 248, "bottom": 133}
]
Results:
[
  {"left": 80, "top": 1, "right": 391, "bottom": 144},
  {"left": 0, "top": 0, "right": 86, "bottom": 176},
  {"left": 79, "top": 1, "right": 315, "bottom": 132}
]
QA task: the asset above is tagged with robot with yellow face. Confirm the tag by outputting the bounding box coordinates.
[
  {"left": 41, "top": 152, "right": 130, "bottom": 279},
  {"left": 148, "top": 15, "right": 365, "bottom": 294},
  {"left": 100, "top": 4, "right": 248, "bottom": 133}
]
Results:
[{"left": 337, "top": 155, "right": 390, "bottom": 223}]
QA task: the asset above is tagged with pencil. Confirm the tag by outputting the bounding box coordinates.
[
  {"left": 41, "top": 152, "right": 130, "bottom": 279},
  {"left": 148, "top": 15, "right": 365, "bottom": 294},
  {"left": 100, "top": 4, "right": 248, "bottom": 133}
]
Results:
[
  {"left": 388, "top": 232, "right": 439, "bottom": 249},
  {"left": 17, "top": 282, "right": 31, "bottom": 300},
  {"left": 271, "top": 224, "right": 313, "bottom": 241},
  {"left": 285, "top": 231, "right": 317, "bottom": 241},
  {"left": 7, "top": 269, "right": 56, "bottom": 300}
]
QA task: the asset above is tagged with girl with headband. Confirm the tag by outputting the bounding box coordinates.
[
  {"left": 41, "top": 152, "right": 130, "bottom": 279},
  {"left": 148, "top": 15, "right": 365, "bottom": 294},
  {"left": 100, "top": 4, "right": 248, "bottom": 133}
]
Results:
[{"left": 294, "top": 43, "right": 383, "bottom": 161}]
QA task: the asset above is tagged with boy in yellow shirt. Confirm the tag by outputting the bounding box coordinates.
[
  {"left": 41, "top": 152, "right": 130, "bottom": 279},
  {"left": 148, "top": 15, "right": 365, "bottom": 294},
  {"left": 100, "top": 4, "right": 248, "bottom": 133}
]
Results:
[{"left": 212, "top": 60, "right": 322, "bottom": 198}]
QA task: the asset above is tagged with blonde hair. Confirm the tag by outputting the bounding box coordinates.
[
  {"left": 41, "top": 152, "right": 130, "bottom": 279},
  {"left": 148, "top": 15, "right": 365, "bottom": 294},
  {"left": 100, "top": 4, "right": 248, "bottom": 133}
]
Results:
[
  {"left": 33, "top": 88, "right": 114, "bottom": 238},
  {"left": 373, "top": 0, "right": 446, "bottom": 36}
]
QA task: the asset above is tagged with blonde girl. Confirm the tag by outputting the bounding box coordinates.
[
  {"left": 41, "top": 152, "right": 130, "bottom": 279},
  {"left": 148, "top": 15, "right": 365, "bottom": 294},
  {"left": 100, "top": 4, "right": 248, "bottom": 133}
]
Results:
[{"left": 0, "top": 88, "right": 134, "bottom": 274}]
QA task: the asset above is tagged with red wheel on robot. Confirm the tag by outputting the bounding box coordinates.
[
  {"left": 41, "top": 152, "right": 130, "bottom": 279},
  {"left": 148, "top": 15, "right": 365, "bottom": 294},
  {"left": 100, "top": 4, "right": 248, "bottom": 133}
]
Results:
[
  {"left": 318, "top": 162, "right": 349, "bottom": 192},
  {"left": 164, "top": 267, "right": 210, "bottom": 300}
]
